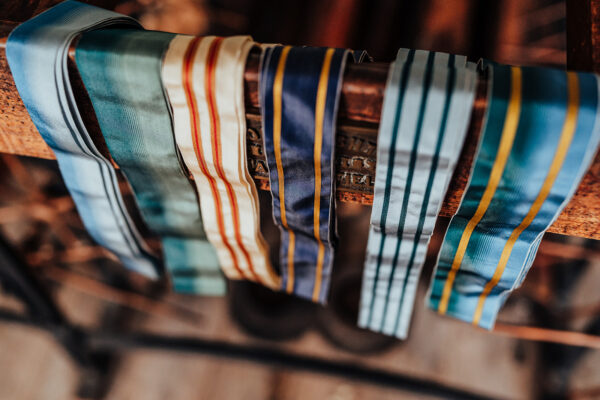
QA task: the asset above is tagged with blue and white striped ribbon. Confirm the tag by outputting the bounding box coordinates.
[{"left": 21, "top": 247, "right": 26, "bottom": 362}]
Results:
[
  {"left": 6, "top": 0, "right": 160, "bottom": 278},
  {"left": 428, "top": 63, "right": 600, "bottom": 329},
  {"left": 358, "top": 49, "right": 477, "bottom": 338}
]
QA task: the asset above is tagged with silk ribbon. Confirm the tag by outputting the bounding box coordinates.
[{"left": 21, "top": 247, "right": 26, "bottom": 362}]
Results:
[
  {"left": 6, "top": 0, "right": 160, "bottom": 278},
  {"left": 259, "top": 45, "right": 350, "bottom": 303},
  {"left": 358, "top": 49, "right": 477, "bottom": 338},
  {"left": 75, "top": 29, "right": 224, "bottom": 295},
  {"left": 428, "top": 63, "right": 600, "bottom": 329},
  {"left": 161, "top": 35, "right": 280, "bottom": 289}
]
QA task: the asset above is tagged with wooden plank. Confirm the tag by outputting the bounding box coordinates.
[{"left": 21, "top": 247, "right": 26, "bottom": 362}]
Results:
[
  {"left": 0, "top": 23, "right": 54, "bottom": 159},
  {"left": 566, "top": 0, "right": 600, "bottom": 72},
  {"left": 0, "top": 33, "right": 483, "bottom": 216}
]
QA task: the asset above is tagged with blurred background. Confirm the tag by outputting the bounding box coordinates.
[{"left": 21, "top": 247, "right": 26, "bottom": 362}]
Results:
[{"left": 2, "top": 0, "right": 600, "bottom": 399}]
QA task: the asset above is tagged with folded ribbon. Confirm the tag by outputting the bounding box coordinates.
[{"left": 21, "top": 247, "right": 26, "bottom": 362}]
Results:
[
  {"left": 6, "top": 0, "right": 160, "bottom": 278},
  {"left": 428, "top": 63, "right": 600, "bottom": 328},
  {"left": 75, "top": 29, "right": 224, "bottom": 295},
  {"left": 358, "top": 49, "right": 477, "bottom": 338},
  {"left": 260, "top": 46, "right": 350, "bottom": 303},
  {"left": 161, "top": 35, "right": 280, "bottom": 289}
]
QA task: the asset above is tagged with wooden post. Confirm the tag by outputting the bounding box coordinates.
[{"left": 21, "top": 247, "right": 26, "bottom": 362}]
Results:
[{"left": 566, "top": 0, "right": 598, "bottom": 72}]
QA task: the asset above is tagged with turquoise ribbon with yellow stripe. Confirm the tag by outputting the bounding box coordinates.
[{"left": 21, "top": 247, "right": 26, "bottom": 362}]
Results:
[{"left": 428, "top": 63, "right": 600, "bottom": 329}]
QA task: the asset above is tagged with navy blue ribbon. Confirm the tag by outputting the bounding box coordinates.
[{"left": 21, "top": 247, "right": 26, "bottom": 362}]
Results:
[{"left": 260, "top": 46, "right": 349, "bottom": 303}]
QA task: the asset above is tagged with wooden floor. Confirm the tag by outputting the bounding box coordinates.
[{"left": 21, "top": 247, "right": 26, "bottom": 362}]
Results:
[
  {"left": 1, "top": 157, "right": 599, "bottom": 399},
  {"left": 0, "top": 281, "right": 541, "bottom": 400},
  {"left": 3, "top": 263, "right": 600, "bottom": 399}
]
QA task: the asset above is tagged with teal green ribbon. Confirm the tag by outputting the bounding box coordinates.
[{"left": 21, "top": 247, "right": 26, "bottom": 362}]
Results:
[{"left": 75, "top": 29, "right": 224, "bottom": 295}]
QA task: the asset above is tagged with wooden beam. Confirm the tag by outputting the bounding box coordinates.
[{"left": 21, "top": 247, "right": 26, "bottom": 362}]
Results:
[
  {"left": 566, "top": 0, "right": 600, "bottom": 72},
  {"left": 1, "top": 1, "right": 600, "bottom": 240},
  {"left": 0, "top": 31, "right": 484, "bottom": 216}
]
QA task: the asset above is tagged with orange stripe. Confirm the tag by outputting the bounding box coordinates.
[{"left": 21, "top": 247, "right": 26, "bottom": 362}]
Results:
[
  {"left": 311, "top": 48, "right": 335, "bottom": 302},
  {"left": 273, "top": 46, "right": 296, "bottom": 293},
  {"left": 182, "top": 37, "right": 244, "bottom": 278},
  {"left": 204, "top": 38, "right": 263, "bottom": 284}
]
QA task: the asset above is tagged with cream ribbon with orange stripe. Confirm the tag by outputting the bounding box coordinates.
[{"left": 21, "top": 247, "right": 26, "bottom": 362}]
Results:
[{"left": 162, "top": 35, "right": 279, "bottom": 289}]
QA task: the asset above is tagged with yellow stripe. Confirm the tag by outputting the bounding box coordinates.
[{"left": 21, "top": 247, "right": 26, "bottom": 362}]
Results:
[
  {"left": 311, "top": 48, "right": 335, "bottom": 302},
  {"left": 437, "top": 66, "right": 523, "bottom": 314},
  {"left": 273, "top": 46, "right": 296, "bottom": 293},
  {"left": 472, "top": 72, "right": 580, "bottom": 325}
]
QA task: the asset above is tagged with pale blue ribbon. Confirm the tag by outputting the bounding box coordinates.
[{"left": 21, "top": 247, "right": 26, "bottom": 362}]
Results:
[
  {"left": 7, "top": 1, "right": 160, "bottom": 277},
  {"left": 358, "top": 49, "right": 477, "bottom": 338}
]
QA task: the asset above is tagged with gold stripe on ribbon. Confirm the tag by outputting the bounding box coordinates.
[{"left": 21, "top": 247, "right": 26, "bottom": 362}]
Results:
[
  {"left": 472, "top": 71, "right": 579, "bottom": 325},
  {"left": 438, "top": 66, "right": 523, "bottom": 315},
  {"left": 311, "top": 48, "right": 335, "bottom": 302},
  {"left": 273, "top": 45, "right": 296, "bottom": 293}
]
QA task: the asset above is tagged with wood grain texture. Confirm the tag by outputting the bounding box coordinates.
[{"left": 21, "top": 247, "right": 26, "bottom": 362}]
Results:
[
  {"left": 1, "top": 4, "right": 600, "bottom": 239},
  {"left": 0, "top": 24, "right": 54, "bottom": 159},
  {"left": 567, "top": 0, "right": 594, "bottom": 71}
]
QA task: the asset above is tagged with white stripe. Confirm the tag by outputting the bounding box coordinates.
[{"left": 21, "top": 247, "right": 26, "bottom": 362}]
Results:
[{"left": 381, "top": 60, "right": 448, "bottom": 336}]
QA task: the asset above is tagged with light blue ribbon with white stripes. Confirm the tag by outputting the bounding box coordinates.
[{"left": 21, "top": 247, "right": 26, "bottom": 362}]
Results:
[
  {"left": 358, "top": 49, "right": 477, "bottom": 339},
  {"left": 6, "top": 1, "right": 161, "bottom": 278}
]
